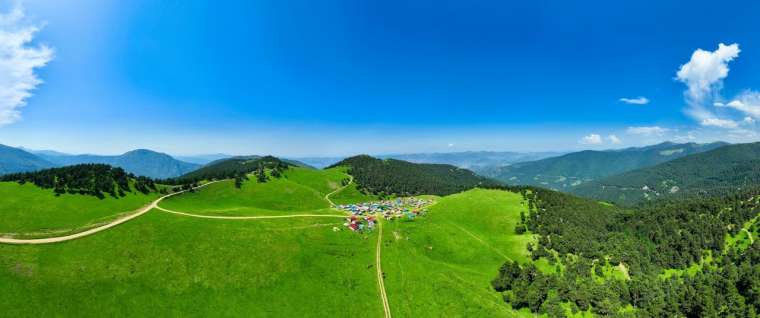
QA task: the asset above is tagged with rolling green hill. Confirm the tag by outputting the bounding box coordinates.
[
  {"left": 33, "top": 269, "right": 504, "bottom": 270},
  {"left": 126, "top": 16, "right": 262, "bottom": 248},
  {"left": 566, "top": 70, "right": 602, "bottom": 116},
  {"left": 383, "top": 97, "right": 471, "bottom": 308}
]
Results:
[
  {"left": 329, "top": 155, "right": 500, "bottom": 197},
  {"left": 492, "top": 142, "right": 727, "bottom": 190},
  {"left": 571, "top": 142, "right": 760, "bottom": 205},
  {"left": 0, "top": 144, "right": 55, "bottom": 175},
  {"left": 0, "top": 164, "right": 162, "bottom": 238},
  {"left": 161, "top": 166, "right": 350, "bottom": 216},
  {"left": 176, "top": 155, "right": 295, "bottom": 182}
]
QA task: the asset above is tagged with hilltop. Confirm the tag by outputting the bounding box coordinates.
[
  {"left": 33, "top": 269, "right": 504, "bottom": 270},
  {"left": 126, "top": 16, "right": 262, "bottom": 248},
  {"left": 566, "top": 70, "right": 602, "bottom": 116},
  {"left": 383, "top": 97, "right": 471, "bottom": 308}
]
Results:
[
  {"left": 176, "top": 155, "right": 296, "bottom": 182},
  {"left": 572, "top": 141, "right": 760, "bottom": 205},
  {"left": 491, "top": 141, "right": 727, "bottom": 190},
  {"left": 329, "top": 155, "right": 500, "bottom": 197}
]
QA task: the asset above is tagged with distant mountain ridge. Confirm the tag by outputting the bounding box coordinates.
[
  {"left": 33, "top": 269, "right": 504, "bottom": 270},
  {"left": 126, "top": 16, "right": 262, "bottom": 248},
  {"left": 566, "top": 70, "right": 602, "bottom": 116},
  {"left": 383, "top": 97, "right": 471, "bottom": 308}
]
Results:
[
  {"left": 0, "top": 144, "right": 55, "bottom": 175},
  {"left": 491, "top": 141, "right": 728, "bottom": 190},
  {"left": 30, "top": 148, "right": 200, "bottom": 179},
  {"left": 292, "top": 151, "right": 562, "bottom": 170},
  {"left": 571, "top": 141, "right": 760, "bottom": 205}
]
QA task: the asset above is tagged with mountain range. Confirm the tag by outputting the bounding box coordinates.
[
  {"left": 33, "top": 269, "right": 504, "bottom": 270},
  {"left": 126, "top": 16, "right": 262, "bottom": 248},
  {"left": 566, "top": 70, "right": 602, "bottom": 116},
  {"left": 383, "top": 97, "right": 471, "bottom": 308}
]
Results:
[
  {"left": 489, "top": 141, "right": 728, "bottom": 190},
  {"left": 571, "top": 141, "right": 760, "bottom": 205},
  {"left": 0, "top": 145, "right": 199, "bottom": 179},
  {"left": 292, "top": 151, "right": 562, "bottom": 170}
]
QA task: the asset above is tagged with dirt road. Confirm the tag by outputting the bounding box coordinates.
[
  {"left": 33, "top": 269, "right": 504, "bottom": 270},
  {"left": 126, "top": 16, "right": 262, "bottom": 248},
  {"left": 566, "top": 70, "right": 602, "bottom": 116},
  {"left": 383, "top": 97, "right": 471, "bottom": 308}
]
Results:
[{"left": 0, "top": 181, "right": 221, "bottom": 245}]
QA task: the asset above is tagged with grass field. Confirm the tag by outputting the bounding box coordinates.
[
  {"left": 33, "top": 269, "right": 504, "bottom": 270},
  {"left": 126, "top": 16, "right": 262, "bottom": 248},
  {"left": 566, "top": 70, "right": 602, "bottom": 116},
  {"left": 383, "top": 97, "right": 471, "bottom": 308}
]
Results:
[
  {"left": 0, "top": 182, "right": 159, "bottom": 237},
  {"left": 0, "top": 172, "right": 560, "bottom": 316},
  {"left": 159, "top": 167, "right": 346, "bottom": 216},
  {"left": 0, "top": 211, "right": 382, "bottom": 317},
  {"left": 328, "top": 183, "right": 379, "bottom": 205},
  {"left": 381, "top": 189, "right": 538, "bottom": 317}
]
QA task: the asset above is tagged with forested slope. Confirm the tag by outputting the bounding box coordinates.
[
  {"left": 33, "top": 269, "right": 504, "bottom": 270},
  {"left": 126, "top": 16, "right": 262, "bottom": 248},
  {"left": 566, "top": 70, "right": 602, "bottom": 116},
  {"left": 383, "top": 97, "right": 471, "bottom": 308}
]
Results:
[
  {"left": 329, "top": 155, "right": 500, "bottom": 196},
  {"left": 572, "top": 142, "right": 760, "bottom": 205},
  {"left": 492, "top": 142, "right": 726, "bottom": 190}
]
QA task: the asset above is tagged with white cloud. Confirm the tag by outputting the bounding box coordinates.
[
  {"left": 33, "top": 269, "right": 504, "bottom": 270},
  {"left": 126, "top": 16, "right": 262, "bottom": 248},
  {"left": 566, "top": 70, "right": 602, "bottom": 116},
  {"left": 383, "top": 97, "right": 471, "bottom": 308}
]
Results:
[
  {"left": 579, "top": 134, "right": 603, "bottom": 145},
  {"left": 721, "top": 91, "right": 760, "bottom": 118},
  {"left": 700, "top": 117, "right": 738, "bottom": 128},
  {"left": 743, "top": 116, "right": 755, "bottom": 124},
  {"left": 619, "top": 97, "right": 649, "bottom": 105},
  {"left": 607, "top": 134, "right": 622, "bottom": 144},
  {"left": 0, "top": 6, "right": 53, "bottom": 125},
  {"left": 676, "top": 43, "right": 739, "bottom": 107},
  {"left": 626, "top": 126, "right": 670, "bottom": 136}
]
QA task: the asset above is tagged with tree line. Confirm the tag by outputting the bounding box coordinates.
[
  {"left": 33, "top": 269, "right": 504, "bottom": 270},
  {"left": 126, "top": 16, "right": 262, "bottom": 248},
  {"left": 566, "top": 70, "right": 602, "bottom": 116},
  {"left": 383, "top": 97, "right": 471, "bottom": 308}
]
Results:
[{"left": 1, "top": 164, "right": 159, "bottom": 199}]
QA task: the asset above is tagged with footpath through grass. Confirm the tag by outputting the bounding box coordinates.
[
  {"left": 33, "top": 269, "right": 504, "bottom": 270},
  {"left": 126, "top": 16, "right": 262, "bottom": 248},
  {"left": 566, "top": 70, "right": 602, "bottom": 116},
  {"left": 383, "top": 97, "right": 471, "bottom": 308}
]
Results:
[
  {"left": 159, "top": 167, "right": 347, "bottom": 216},
  {"left": 0, "top": 182, "right": 159, "bottom": 237}
]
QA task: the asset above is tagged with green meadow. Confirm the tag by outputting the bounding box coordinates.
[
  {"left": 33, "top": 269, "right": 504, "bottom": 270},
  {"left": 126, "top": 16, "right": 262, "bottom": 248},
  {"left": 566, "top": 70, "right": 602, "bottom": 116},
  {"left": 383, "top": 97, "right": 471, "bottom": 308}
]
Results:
[
  {"left": 0, "top": 182, "right": 158, "bottom": 237},
  {"left": 159, "top": 167, "right": 347, "bottom": 216},
  {"left": 381, "top": 189, "right": 538, "bottom": 317},
  {"left": 0, "top": 211, "right": 381, "bottom": 317},
  {"left": 0, "top": 168, "right": 563, "bottom": 317}
]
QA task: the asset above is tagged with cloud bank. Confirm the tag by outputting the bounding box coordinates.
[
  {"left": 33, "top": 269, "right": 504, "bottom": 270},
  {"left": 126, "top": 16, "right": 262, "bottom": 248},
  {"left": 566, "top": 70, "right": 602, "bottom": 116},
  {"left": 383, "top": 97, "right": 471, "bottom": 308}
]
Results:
[
  {"left": 0, "top": 6, "right": 53, "bottom": 125},
  {"left": 626, "top": 126, "right": 670, "bottom": 136}
]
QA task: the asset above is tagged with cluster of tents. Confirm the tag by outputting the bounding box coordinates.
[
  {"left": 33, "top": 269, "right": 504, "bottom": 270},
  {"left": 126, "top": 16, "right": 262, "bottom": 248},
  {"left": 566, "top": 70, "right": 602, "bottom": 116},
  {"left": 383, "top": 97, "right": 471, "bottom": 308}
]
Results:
[{"left": 337, "top": 198, "right": 434, "bottom": 232}]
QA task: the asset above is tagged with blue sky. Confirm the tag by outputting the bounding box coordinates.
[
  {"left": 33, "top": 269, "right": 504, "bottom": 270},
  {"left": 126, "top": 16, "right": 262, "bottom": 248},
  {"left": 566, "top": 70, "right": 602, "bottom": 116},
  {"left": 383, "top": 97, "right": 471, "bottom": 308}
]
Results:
[{"left": 1, "top": 0, "right": 760, "bottom": 156}]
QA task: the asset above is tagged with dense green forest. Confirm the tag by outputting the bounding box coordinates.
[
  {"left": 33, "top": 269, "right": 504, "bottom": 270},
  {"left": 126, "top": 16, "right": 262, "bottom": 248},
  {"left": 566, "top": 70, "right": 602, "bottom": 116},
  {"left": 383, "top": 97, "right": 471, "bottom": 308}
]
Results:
[
  {"left": 329, "top": 155, "right": 500, "bottom": 196},
  {"left": 572, "top": 142, "right": 760, "bottom": 205},
  {"left": 488, "top": 183, "right": 760, "bottom": 316},
  {"left": 492, "top": 142, "right": 726, "bottom": 191},
  {"left": 174, "top": 155, "right": 291, "bottom": 183},
  {"left": 0, "top": 164, "right": 159, "bottom": 198}
]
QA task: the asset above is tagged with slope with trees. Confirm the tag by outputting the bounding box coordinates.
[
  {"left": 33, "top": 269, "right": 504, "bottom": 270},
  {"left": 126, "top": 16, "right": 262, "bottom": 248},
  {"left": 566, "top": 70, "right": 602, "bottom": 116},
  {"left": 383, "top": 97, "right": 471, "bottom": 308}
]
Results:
[
  {"left": 572, "top": 141, "right": 760, "bottom": 205},
  {"left": 492, "top": 142, "right": 727, "bottom": 190},
  {"left": 329, "top": 155, "right": 501, "bottom": 197},
  {"left": 175, "top": 155, "right": 293, "bottom": 183},
  {"left": 490, "top": 180, "right": 760, "bottom": 316}
]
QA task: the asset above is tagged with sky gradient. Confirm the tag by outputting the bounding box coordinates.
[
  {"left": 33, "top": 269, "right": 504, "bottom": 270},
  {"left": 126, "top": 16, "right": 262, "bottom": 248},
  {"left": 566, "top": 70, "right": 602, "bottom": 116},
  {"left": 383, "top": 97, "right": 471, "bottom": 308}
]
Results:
[{"left": 1, "top": 0, "right": 760, "bottom": 156}]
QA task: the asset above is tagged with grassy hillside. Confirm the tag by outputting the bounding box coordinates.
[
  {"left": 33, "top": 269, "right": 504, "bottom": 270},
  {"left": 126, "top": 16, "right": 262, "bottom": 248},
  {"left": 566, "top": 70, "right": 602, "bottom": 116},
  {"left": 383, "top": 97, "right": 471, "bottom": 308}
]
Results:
[
  {"left": 493, "top": 142, "right": 726, "bottom": 190},
  {"left": 382, "top": 189, "right": 541, "bottom": 317},
  {"left": 0, "top": 212, "right": 381, "bottom": 317},
  {"left": 572, "top": 141, "right": 760, "bottom": 205},
  {"left": 176, "top": 155, "right": 292, "bottom": 182},
  {"left": 161, "top": 167, "right": 347, "bottom": 216},
  {"left": 330, "top": 155, "right": 500, "bottom": 197},
  {"left": 0, "top": 182, "right": 159, "bottom": 237}
]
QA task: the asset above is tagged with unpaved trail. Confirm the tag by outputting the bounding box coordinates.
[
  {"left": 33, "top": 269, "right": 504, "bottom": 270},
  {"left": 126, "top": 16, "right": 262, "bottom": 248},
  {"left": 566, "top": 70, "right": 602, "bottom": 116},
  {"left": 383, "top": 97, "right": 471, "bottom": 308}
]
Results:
[
  {"left": 155, "top": 206, "right": 346, "bottom": 220},
  {"left": 376, "top": 220, "right": 392, "bottom": 318},
  {"left": 325, "top": 175, "right": 353, "bottom": 207},
  {"left": 743, "top": 228, "right": 755, "bottom": 244},
  {"left": 0, "top": 181, "right": 222, "bottom": 245},
  {"left": 450, "top": 222, "right": 511, "bottom": 260}
]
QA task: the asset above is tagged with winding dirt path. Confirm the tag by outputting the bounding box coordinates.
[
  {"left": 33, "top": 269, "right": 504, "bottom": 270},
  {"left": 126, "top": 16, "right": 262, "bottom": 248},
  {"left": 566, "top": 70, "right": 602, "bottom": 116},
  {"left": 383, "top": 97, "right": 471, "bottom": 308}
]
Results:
[
  {"left": 0, "top": 181, "right": 222, "bottom": 245},
  {"left": 155, "top": 206, "right": 346, "bottom": 220},
  {"left": 376, "top": 220, "right": 392, "bottom": 318},
  {"left": 325, "top": 175, "right": 353, "bottom": 207}
]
